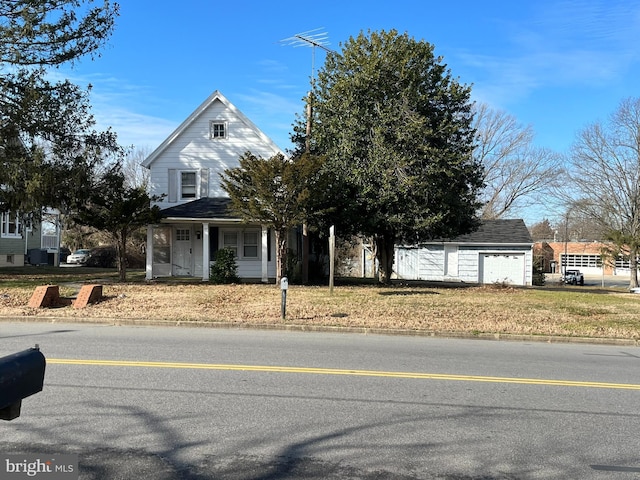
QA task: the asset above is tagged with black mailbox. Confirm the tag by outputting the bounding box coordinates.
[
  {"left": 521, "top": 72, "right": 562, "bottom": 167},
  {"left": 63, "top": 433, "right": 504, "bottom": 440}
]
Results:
[{"left": 0, "top": 346, "right": 46, "bottom": 420}]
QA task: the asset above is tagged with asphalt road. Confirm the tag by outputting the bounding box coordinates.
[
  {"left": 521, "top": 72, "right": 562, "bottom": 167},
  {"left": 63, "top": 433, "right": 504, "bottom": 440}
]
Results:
[{"left": 2, "top": 323, "right": 640, "bottom": 479}]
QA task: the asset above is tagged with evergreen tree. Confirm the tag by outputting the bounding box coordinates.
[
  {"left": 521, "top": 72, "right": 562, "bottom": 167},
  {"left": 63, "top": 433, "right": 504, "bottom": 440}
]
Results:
[
  {"left": 304, "top": 29, "right": 484, "bottom": 284},
  {"left": 0, "top": 1, "right": 119, "bottom": 218}
]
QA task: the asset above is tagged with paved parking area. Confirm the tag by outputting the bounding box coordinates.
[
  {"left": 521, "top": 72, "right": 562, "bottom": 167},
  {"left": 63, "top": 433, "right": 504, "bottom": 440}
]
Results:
[{"left": 546, "top": 273, "right": 632, "bottom": 289}]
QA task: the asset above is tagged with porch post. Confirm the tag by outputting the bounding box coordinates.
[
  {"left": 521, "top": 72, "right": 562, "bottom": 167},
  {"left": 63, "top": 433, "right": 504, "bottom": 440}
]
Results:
[
  {"left": 261, "top": 225, "right": 269, "bottom": 283},
  {"left": 202, "top": 222, "right": 210, "bottom": 281},
  {"left": 145, "top": 225, "right": 154, "bottom": 280}
]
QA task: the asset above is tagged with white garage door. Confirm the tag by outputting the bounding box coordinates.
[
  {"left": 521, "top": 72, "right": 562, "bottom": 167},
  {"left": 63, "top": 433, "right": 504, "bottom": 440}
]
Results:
[{"left": 480, "top": 253, "right": 525, "bottom": 285}]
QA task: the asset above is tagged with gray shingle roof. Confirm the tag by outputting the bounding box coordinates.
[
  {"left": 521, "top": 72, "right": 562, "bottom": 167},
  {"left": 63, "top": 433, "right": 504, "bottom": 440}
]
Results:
[
  {"left": 447, "top": 219, "right": 532, "bottom": 244},
  {"left": 160, "top": 197, "right": 235, "bottom": 220}
]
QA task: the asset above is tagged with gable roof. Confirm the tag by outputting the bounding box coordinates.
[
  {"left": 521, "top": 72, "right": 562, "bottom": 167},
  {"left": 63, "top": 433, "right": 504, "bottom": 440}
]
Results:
[
  {"left": 447, "top": 219, "right": 532, "bottom": 244},
  {"left": 142, "top": 90, "right": 283, "bottom": 168}
]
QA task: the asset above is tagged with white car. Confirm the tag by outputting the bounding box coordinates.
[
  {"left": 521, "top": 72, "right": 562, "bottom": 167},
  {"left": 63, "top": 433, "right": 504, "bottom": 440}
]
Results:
[{"left": 66, "top": 249, "right": 91, "bottom": 264}]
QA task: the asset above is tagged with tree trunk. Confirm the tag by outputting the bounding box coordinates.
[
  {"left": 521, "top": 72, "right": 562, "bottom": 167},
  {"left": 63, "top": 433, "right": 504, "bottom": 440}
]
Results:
[
  {"left": 116, "top": 229, "right": 127, "bottom": 283},
  {"left": 275, "top": 228, "right": 288, "bottom": 285},
  {"left": 374, "top": 232, "right": 396, "bottom": 285}
]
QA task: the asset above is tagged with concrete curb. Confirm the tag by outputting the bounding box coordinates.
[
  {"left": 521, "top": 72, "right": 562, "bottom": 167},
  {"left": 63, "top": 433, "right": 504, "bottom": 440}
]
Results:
[{"left": 1, "top": 316, "right": 638, "bottom": 346}]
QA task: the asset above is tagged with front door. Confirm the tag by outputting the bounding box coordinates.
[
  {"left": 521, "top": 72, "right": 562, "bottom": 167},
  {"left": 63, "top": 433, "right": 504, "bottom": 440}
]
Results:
[{"left": 173, "top": 227, "right": 192, "bottom": 276}]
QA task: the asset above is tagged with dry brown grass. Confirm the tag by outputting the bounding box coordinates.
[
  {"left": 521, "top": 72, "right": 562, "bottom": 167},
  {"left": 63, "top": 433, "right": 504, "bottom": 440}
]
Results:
[{"left": 2, "top": 274, "right": 640, "bottom": 340}]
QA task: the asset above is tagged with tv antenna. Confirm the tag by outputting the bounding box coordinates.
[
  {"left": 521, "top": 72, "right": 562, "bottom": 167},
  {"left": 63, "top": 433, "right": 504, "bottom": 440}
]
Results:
[
  {"left": 280, "top": 28, "right": 333, "bottom": 152},
  {"left": 280, "top": 28, "right": 333, "bottom": 84}
]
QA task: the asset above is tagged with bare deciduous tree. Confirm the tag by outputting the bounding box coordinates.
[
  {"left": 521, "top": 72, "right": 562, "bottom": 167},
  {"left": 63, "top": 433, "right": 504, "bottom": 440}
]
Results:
[
  {"left": 569, "top": 97, "right": 640, "bottom": 288},
  {"left": 473, "top": 103, "right": 563, "bottom": 219},
  {"left": 123, "top": 145, "right": 152, "bottom": 189}
]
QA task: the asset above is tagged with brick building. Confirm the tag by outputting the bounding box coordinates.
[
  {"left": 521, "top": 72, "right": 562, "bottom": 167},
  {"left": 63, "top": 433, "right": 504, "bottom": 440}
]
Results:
[{"left": 534, "top": 241, "right": 633, "bottom": 275}]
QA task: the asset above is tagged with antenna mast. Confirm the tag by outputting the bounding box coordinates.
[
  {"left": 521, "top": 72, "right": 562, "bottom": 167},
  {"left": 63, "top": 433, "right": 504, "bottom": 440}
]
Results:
[{"left": 280, "top": 29, "right": 333, "bottom": 285}]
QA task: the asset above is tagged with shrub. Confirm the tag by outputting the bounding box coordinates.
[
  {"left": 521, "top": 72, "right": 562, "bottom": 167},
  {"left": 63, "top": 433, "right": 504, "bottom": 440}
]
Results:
[{"left": 210, "top": 248, "right": 240, "bottom": 284}]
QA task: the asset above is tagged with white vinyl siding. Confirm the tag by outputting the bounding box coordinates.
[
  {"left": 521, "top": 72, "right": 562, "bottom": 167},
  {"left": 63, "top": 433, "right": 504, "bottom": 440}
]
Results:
[
  {"left": 395, "top": 245, "right": 533, "bottom": 286},
  {"left": 146, "top": 97, "right": 282, "bottom": 205}
]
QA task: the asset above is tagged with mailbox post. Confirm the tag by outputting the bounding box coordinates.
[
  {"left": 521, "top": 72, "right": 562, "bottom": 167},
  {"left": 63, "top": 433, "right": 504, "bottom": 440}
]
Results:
[{"left": 280, "top": 276, "right": 288, "bottom": 319}]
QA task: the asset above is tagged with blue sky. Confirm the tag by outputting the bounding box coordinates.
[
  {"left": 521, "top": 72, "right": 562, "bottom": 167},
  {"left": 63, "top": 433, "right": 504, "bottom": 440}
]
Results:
[{"left": 60, "top": 0, "right": 640, "bottom": 160}]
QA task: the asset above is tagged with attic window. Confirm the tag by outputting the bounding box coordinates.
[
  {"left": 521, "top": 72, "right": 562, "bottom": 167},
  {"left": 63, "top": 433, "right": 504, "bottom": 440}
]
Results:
[{"left": 210, "top": 121, "right": 227, "bottom": 139}]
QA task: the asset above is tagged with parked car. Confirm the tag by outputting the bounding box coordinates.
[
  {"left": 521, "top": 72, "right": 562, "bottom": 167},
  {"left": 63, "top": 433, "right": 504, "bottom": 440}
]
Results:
[
  {"left": 66, "top": 249, "right": 91, "bottom": 264},
  {"left": 562, "top": 269, "right": 584, "bottom": 285}
]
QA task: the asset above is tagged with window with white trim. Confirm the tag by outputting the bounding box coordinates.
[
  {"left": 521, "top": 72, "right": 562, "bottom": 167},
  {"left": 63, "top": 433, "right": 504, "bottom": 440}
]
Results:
[
  {"left": 180, "top": 171, "right": 197, "bottom": 199},
  {"left": 210, "top": 121, "right": 227, "bottom": 139},
  {"left": 221, "top": 229, "right": 260, "bottom": 259},
  {"left": 243, "top": 231, "right": 258, "bottom": 258},
  {"left": 222, "top": 231, "right": 238, "bottom": 258},
  {"left": 1, "top": 212, "right": 21, "bottom": 238},
  {"left": 560, "top": 253, "right": 602, "bottom": 268}
]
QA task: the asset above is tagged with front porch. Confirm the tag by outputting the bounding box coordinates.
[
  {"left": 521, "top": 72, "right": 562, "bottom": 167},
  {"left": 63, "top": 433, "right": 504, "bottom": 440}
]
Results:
[{"left": 145, "top": 222, "right": 276, "bottom": 282}]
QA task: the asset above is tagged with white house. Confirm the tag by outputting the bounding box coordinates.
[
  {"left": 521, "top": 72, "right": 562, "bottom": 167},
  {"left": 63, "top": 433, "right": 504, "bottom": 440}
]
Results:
[
  {"left": 142, "top": 91, "right": 283, "bottom": 282},
  {"left": 394, "top": 219, "right": 534, "bottom": 286}
]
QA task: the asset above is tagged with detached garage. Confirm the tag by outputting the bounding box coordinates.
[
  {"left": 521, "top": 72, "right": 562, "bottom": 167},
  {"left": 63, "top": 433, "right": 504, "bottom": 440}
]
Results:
[{"left": 395, "top": 219, "right": 533, "bottom": 286}]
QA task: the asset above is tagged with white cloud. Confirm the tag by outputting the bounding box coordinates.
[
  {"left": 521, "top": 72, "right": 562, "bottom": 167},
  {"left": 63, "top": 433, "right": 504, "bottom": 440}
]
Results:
[{"left": 48, "top": 69, "right": 178, "bottom": 149}]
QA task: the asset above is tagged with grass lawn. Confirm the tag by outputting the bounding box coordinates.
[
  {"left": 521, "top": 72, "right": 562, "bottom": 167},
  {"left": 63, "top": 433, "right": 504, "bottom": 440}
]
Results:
[{"left": 1, "top": 266, "right": 640, "bottom": 340}]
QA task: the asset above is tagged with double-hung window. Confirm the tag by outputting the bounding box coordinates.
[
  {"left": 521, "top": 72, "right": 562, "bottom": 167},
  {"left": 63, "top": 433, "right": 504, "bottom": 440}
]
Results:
[
  {"left": 243, "top": 231, "right": 258, "bottom": 258},
  {"left": 221, "top": 229, "right": 260, "bottom": 259},
  {"left": 180, "top": 171, "right": 197, "bottom": 199},
  {"left": 222, "top": 231, "right": 238, "bottom": 258},
  {"left": 1, "top": 212, "right": 21, "bottom": 238}
]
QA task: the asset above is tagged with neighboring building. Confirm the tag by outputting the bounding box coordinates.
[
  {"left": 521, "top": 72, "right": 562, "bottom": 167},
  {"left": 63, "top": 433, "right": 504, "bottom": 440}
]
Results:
[
  {"left": 142, "top": 91, "right": 284, "bottom": 281},
  {"left": 393, "top": 219, "right": 534, "bottom": 286},
  {"left": 0, "top": 209, "right": 62, "bottom": 267},
  {"left": 534, "top": 241, "right": 631, "bottom": 275}
]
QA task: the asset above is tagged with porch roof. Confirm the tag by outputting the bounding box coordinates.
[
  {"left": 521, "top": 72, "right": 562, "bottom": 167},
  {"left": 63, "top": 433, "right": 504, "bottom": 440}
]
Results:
[{"left": 160, "top": 197, "right": 237, "bottom": 221}]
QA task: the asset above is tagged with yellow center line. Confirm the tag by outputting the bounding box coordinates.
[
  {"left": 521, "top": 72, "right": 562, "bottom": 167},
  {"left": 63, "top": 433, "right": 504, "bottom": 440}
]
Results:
[{"left": 47, "top": 358, "right": 640, "bottom": 390}]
